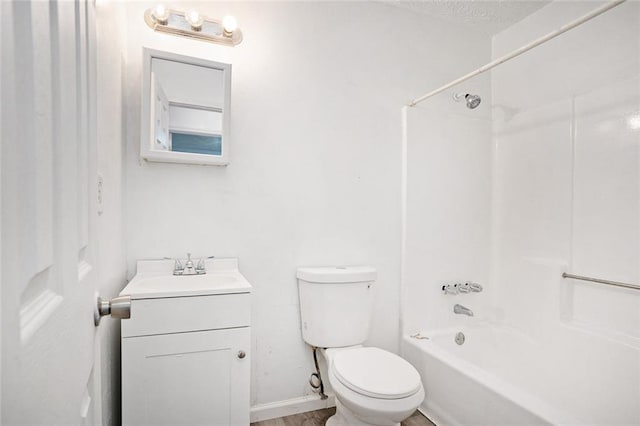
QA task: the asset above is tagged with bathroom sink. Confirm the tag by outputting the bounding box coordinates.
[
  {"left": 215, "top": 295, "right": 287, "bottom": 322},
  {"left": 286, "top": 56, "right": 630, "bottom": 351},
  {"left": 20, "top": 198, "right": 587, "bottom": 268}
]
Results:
[
  {"left": 135, "top": 274, "right": 237, "bottom": 290},
  {"left": 120, "top": 258, "right": 252, "bottom": 299}
]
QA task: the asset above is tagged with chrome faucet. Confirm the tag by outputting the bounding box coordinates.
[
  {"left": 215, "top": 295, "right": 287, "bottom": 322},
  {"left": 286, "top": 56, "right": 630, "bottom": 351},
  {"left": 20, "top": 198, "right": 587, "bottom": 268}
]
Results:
[
  {"left": 454, "top": 304, "right": 474, "bottom": 316},
  {"left": 173, "top": 253, "right": 206, "bottom": 275},
  {"left": 184, "top": 253, "right": 196, "bottom": 275},
  {"left": 442, "top": 282, "right": 483, "bottom": 295}
]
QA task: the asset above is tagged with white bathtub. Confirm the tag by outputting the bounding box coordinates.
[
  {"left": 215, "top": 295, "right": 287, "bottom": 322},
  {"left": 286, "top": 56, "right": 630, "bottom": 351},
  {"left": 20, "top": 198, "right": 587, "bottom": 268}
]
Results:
[{"left": 402, "top": 324, "right": 640, "bottom": 425}]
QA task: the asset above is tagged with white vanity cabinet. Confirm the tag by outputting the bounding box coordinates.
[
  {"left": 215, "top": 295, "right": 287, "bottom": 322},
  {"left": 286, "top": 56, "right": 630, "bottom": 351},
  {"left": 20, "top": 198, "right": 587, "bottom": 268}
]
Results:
[{"left": 120, "top": 258, "right": 251, "bottom": 426}]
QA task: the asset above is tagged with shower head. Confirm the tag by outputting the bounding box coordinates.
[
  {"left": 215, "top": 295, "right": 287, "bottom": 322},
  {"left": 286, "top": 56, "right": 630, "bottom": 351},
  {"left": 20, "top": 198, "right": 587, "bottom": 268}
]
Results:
[
  {"left": 453, "top": 93, "right": 482, "bottom": 109},
  {"left": 466, "top": 94, "right": 481, "bottom": 109}
]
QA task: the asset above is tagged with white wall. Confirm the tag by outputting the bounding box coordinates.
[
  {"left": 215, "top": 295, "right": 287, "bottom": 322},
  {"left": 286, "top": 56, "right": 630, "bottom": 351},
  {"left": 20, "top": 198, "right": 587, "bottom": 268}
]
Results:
[
  {"left": 122, "top": 1, "right": 493, "bottom": 410},
  {"left": 402, "top": 99, "right": 493, "bottom": 334}
]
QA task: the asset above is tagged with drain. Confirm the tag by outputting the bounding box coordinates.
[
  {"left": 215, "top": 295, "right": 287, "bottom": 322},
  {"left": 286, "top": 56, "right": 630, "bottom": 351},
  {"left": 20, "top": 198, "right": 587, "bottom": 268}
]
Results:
[{"left": 455, "top": 331, "right": 465, "bottom": 345}]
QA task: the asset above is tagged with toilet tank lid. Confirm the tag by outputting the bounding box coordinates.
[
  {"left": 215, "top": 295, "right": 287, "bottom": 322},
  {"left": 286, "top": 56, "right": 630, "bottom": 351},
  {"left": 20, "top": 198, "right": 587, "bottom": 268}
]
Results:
[{"left": 297, "top": 266, "right": 377, "bottom": 283}]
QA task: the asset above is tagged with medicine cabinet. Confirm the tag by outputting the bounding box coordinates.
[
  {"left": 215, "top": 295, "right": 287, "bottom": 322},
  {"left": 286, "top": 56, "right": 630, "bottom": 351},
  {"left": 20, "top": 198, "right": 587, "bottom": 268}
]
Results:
[{"left": 140, "top": 48, "right": 231, "bottom": 166}]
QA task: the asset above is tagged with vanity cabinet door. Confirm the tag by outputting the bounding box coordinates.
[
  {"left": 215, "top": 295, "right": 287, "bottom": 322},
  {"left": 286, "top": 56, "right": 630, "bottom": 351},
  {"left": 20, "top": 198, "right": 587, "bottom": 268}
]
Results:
[{"left": 122, "top": 327, "right": 250, "bottom": 426}]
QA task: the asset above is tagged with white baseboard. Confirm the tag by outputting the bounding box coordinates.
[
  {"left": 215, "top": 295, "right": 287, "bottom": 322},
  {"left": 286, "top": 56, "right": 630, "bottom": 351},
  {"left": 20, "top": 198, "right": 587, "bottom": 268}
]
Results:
[{"left": 250, "top": 394, "right": 336, "bottom": 423}]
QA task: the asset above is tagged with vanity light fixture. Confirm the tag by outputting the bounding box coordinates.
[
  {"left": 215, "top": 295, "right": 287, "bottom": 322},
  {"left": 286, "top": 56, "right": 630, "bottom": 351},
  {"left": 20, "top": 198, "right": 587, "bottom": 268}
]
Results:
[{"left": 144, "top": 6, "right": 243, "bottom": 46}]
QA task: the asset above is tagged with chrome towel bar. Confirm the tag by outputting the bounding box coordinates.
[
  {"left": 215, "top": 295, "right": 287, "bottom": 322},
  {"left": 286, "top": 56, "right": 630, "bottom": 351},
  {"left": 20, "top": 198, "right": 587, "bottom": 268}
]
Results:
[{"left": 562, "top": 272, "right": 640, "bottom": 291}]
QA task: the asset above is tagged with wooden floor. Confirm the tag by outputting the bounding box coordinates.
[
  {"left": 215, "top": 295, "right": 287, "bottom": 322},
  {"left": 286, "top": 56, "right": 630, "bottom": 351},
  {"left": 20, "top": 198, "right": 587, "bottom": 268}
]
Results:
[{"left": 251, "top": 407, "right": 435, "bottom": 426}]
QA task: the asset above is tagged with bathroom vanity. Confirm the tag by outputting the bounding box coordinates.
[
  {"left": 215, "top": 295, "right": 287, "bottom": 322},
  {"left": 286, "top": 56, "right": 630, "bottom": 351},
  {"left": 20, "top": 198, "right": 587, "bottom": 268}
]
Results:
[{"left": 119, "top": 258, "right": 251, "bottom": 425}]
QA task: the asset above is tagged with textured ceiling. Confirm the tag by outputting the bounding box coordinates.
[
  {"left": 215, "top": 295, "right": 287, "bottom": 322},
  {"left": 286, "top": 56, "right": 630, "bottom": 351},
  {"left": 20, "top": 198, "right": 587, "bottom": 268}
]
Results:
[{"left": 381, "top": 0, "right": 550, "bottom": 35}]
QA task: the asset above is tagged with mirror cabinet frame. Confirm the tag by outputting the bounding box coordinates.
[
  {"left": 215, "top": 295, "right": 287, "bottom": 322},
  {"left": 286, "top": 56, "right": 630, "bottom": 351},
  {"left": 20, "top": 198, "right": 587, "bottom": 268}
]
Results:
[{"left": 140, "top": 48, "right": 231, "bottom": 166}]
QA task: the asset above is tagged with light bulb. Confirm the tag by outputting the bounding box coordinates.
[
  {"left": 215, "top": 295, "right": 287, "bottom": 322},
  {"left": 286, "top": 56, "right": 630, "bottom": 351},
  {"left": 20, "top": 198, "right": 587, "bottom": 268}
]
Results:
[
  {"left": 627, "top": 112, "right": 640, "bottom": 131},
  {"left": 185, "top": 9, "right": 204, "bottom": 31},
  {"left": 222, "top": 15, "right": 237, "bottom": 37},
  {"left": 151, "top": 4, "right": 169, "bottom": 24}
]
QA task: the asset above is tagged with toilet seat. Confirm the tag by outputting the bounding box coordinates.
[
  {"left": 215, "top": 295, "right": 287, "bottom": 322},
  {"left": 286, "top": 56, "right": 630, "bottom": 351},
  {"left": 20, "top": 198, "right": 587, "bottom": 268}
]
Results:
[{"left": 331, "top": 347, "right": 422, "bottom": 400}]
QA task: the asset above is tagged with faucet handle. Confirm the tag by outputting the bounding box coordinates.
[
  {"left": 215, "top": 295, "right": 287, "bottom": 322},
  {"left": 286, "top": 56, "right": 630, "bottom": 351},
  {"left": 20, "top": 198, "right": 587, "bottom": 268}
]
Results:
[
  {"left": 457, "top": 282, "right": 471, "bottom": 293},
  {"left": 173, "top": 258, "right": 184, "bottom": 275},
  {"left": 196, "top": 258, "right": 206, "bottom": 274},
  {"left": 442, "top": 284, "right": 459, "bottom": 295},
  {"left": 468, "top": 282, "right": 483, "bottom": 292}
]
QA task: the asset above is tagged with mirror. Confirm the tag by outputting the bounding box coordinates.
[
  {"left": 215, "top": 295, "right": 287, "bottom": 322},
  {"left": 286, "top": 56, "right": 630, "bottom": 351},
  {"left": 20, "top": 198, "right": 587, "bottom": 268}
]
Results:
[{"left": 141, "top": 48, "right": 231, "bottom": 165}]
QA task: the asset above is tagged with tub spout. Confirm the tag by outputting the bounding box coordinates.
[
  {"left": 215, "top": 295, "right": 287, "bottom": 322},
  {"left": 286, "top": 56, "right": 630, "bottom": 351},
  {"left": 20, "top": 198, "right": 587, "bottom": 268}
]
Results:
[{"left": 454, "top": 304, "right": 474, "bottom": 316}]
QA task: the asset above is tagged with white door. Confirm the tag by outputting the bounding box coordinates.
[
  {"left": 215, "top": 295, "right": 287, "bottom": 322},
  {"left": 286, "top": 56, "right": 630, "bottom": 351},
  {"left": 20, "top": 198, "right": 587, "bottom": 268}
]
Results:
[{"left": 1, "top": 0, "right": 101, "bottom": 424}]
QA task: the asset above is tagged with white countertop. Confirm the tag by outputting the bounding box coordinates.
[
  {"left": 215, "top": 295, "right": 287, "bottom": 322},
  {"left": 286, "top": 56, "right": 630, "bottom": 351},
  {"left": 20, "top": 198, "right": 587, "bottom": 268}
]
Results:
[{"left": 120, "top": 258, "right": 252, "bottom": 299}]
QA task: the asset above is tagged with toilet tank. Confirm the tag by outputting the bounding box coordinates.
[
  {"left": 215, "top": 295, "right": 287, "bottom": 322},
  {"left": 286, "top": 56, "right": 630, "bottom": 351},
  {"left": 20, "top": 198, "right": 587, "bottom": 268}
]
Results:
[{"left": 297, "top": 266, "right": 377, "bottom": 348}]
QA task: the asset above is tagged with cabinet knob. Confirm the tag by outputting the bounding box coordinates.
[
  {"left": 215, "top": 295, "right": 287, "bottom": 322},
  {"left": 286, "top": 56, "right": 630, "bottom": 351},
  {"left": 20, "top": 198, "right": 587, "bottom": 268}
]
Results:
[{"left": 237, "top": 350, "right": 246, "bottom": 359}]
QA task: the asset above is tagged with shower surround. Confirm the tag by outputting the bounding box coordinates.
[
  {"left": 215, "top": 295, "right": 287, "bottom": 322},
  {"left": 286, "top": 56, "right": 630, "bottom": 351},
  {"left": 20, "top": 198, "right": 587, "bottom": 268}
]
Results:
[{"left": 401, "top": 1, "right": 640, "bottom": 424}]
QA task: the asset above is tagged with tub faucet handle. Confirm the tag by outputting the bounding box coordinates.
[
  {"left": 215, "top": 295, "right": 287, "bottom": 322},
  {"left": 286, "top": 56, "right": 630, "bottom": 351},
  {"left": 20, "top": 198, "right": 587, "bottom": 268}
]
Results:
[
  {"left": 442, "top": 284, "right": 459, "bottom": 295},
  {"left": 457, "top": 282, "right": 471, "bottom": 293},
  {"left": 468, "top": 282, "right": 483, "bottom": 292}
]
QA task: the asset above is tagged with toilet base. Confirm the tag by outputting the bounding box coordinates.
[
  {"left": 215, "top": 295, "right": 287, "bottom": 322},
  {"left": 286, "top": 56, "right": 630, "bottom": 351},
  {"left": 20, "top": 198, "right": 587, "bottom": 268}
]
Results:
[{"left": 326, "top": 399, "right": 400, "bottom": 426}]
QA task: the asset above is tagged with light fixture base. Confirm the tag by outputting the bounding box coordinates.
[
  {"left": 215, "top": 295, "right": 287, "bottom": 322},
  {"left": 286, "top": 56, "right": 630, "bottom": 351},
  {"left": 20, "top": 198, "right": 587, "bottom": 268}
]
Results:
[{"left": 144, "top": 8, "right": 243, "bottom": 46}]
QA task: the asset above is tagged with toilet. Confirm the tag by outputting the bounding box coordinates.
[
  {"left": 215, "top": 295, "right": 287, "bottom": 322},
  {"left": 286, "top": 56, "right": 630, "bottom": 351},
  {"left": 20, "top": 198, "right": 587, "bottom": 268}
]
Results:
[{"left": 297, "top": 266, "right": 425, "bottom": 426}]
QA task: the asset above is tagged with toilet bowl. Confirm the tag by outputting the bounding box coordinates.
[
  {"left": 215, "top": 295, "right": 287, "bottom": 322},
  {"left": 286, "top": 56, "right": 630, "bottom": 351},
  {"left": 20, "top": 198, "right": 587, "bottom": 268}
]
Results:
[{"left": 322, "top": 347, "right": 425, "bottom": 426}]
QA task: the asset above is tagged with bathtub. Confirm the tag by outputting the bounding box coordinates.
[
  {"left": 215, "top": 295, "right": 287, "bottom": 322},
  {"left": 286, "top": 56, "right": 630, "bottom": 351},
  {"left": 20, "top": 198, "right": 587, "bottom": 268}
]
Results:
[{"left": 402, "top": 325, "right": 640, "bottom": 425}]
